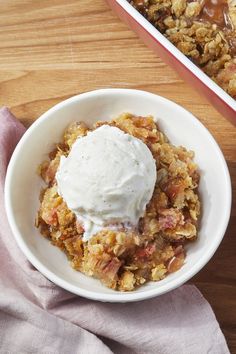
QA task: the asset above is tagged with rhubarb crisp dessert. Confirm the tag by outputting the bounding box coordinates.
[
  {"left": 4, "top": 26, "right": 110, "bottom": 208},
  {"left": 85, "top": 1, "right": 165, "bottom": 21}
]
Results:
[
  {"left": 36, "top": 114, "right": 200, "bottom": 291},
  {"left": 128, "top": 0, "right": 236, "bottom": 99}
]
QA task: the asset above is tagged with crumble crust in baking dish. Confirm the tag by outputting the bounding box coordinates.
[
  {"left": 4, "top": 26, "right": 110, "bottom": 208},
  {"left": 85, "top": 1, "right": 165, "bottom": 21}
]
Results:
[{"left": 129, "top": 0, "right": 236, "bottom": 99}]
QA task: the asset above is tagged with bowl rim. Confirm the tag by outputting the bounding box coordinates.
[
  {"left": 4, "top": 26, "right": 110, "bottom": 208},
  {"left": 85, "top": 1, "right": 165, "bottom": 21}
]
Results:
[
  {"left": 114, "top": 0, "right": 236, "bottom": 112},
  {"left": 5, "top": 88, "right": 232, "bottom": 302}
]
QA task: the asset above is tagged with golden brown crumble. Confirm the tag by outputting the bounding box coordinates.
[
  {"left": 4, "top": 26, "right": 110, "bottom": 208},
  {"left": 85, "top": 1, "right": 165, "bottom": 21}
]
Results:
[
  {"left": 36, "top": 114, "right": 200, "bottom": 291},
  {"left": 128, "top": 0, "right": 236, "bottom": 99}
]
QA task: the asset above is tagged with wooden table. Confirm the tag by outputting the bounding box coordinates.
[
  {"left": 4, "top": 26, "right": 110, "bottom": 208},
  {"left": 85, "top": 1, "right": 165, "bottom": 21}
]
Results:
[{"left": 0, "top": 0, "right": 235, "bottom": 351}]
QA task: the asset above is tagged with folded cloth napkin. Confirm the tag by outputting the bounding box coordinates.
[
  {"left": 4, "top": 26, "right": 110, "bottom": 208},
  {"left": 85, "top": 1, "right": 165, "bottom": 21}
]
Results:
[{"left": 0, "top": 107, "right": 229, "bottom": 354}]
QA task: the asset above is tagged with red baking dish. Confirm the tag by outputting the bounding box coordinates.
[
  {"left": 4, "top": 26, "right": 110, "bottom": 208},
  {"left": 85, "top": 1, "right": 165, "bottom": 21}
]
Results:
[{"left": 106, "top": 0, "right": 236, "bottom": 125}]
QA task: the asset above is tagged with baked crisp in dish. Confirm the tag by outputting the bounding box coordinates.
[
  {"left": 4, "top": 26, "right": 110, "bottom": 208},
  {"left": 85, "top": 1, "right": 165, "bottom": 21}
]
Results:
[
  {"left": 36, "top": 114, "right": 200, "bottom": 291},
  {"left": 128, "top": 0, "right": 236, "bottom": 99}
]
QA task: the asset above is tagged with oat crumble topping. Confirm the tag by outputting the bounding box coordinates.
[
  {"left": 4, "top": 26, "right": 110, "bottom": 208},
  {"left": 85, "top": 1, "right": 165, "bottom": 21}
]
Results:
[
  {"left": 36, "top": 114, "right": 200, "bottom": 291},
  {"left": 128, "top": 0, "right": 236, "bottom": 99}
]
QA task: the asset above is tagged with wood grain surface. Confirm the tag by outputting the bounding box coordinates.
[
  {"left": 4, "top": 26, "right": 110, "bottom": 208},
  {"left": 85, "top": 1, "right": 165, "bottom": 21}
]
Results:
[{"left": 0, "top": 0, "right": 235, "bottom": 351}]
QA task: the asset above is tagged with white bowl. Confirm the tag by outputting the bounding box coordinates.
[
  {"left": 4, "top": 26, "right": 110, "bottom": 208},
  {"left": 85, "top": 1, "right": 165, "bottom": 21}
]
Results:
[{"left": 5, "top": 89, "right": 231, "bottom": 302}]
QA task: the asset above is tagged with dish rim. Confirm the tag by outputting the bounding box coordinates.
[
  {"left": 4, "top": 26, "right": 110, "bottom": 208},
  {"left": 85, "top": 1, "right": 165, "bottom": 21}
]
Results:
[{"left": 113, "top": 0, "right": 236, "bottom": 112}]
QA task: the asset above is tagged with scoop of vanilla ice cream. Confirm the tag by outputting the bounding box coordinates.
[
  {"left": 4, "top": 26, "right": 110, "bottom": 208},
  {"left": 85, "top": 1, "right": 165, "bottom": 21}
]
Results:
[{"left": 56, "top": 125, "right": 156, "bottom": 241}]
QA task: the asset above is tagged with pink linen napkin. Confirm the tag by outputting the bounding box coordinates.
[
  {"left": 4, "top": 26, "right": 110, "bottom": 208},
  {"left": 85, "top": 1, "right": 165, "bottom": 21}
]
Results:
[{"left": 0, "top": 107, "right": 229, "bottom": 354}]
